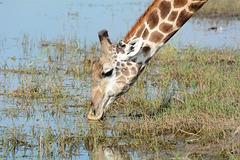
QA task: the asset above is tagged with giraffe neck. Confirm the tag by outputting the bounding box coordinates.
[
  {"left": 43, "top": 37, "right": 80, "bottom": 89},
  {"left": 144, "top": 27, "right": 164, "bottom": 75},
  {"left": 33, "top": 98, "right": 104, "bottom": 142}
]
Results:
[{"left": 124, "top": 0, "right": 207, "bottom": 64}]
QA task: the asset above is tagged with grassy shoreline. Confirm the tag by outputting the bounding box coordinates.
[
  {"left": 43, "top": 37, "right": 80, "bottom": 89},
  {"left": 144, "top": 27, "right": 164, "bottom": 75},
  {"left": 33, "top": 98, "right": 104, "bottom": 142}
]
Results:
[{"left": 197, "top": 0, "right": 240, "bottom": 18}]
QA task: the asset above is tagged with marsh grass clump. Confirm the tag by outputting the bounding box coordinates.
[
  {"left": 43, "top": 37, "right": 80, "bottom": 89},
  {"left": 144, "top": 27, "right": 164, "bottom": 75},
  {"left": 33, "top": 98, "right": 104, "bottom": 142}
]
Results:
[
  {"left": 11, "top": 75, "right": 65, "bottom": 99},
  {"left": 2, "top": 36, "right": 98, "bottom": 99}
]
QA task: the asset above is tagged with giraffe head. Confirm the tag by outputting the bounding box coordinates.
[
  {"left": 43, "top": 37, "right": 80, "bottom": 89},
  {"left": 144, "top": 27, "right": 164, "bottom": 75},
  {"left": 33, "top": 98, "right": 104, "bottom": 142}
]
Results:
[
  {"left": 87, "top": 30, "right": 144, "bottom": 120},
  {"left": 87, "top": 0, "right": 207, "bottom": 120}
]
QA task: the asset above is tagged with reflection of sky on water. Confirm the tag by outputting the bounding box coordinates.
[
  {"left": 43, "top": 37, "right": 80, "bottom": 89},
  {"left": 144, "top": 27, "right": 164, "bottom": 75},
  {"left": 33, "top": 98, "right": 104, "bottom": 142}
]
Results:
[{"left": 0, "top": 0, "right": 239, "bottom": 58}]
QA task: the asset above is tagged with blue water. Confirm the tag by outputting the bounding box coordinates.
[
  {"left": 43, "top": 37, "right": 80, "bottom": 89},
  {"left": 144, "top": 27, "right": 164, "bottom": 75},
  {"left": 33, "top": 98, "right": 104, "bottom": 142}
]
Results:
[{"left": 0, "top": 0, "right": 239, "bottom": 59}]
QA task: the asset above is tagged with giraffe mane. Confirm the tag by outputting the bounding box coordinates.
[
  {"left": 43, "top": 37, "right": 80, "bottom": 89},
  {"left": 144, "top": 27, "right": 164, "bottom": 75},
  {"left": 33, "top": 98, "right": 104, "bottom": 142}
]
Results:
[{"left": 124, "top": 0, "right": 160, "bottom": 42}]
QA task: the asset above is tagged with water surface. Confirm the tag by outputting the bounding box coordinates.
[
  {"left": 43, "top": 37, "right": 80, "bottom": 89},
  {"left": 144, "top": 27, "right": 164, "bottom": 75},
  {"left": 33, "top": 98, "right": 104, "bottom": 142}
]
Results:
[{"left": 0, "top": 0, "right": 239, "bottom": 159}]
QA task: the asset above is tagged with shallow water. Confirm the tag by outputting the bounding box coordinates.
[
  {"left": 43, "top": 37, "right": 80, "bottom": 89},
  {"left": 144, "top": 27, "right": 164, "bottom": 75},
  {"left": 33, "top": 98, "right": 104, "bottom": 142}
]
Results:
[
  {"left": 0, "top": 0, "right": 239, "bottom": 58},
  {"left": 0, "top": 0, "right": 239, "bottom": 159}
]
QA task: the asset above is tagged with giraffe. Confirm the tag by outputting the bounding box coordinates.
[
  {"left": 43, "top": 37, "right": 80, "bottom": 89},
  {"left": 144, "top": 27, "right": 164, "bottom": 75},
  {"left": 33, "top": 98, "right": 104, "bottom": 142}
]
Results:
[{"left": 87, "top": 0, "right": 208, "bottom": 120}]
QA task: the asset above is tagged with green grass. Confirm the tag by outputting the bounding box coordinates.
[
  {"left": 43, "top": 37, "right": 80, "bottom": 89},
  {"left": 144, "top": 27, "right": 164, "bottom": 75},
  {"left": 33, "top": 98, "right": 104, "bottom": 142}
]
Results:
[
  {"left": 0, "top": 35, "right": 240, "bottom": 159},
  {"left": 109, "top": 45, "right": 240, "bottom": 158},
  {"left": 198, "top": 0, "right": 240, "bottom": 17}
]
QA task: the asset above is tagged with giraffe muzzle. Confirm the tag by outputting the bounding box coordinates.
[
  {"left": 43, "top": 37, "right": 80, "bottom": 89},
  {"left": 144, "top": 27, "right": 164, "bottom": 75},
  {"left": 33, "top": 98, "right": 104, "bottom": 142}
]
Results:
[
  {"left": 87, "top": 101, "right": 105, "bottom": 120},
  {"left": 87, "top": 108, "right": 103, "bottom": 120}
]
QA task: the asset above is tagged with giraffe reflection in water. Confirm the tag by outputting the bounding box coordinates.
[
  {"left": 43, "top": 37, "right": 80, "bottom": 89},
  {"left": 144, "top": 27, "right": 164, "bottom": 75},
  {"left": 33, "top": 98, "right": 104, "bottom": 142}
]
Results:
[
  {"left": 87, "top": 0, "right": 208, "bottom": 120},
  {"left": 86, "top": 122, "right": 130, "bottom": 160},
  {"left": 89, "top": 144, "right": 130, "bottom": 160}
]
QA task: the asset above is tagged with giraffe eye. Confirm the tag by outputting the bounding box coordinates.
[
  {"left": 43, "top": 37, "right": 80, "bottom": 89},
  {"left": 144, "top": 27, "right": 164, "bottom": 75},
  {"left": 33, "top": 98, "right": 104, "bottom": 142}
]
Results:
[{"left": 102, "top": 68, "right": 113, "bottom": 78}]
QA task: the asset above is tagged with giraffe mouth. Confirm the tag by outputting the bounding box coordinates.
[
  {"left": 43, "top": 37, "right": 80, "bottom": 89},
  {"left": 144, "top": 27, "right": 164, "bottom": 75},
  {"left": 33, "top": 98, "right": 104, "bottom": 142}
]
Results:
[
  {"left": 87, "top": 97, "right": 109, "bottom": 120},
  {"left": 87, "top": 96, "right": 115, "bottom": 120},
  {"left": 87, "top": 108, "right": 103, "bottom": 120},
  {"left": 87, "top": 102, "right": 104, "bottom": 120}
]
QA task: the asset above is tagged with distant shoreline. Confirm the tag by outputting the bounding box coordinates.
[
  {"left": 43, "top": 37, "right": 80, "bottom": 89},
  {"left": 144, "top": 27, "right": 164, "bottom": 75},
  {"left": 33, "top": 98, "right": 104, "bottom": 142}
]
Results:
[{"left": 197, "top": 0, "right": 240, "bottom": 19}]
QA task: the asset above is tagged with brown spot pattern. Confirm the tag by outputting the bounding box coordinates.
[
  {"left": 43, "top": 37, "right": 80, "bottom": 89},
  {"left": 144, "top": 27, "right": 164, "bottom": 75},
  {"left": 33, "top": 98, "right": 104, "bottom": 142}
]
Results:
[
  {"left": 127, "top": 62, "right": 132, "bottom": 66},
  {"left": 136, "top": 62, "right": 142, "bottom": 70},
  {"left": 168, "top": 11, "right": 178, "bottom": 21},
  {"left": 125, "top": 0, "right": 161, "bottom": 42},
  {"left": 163, "top": 30, "right": 178, "bottom": 43},
  {"left": 122, "top": 68, "right": 130, "bottom": 76},
  {"left": 189, "top": 2, "right": 206, "bottom": 12},
  {"left": 142, "top": 28, "right": 149, "bottom": 40},
  {"left": 149, "top": 31, "right": 164, "bottom": 43},
  {"left": 176, "top": 9, "right": 192, "bottom": 27},
  {"left": 159, "top": 1, "right": 171, "bottom": 19},
  {"left": 117, "top": 76, "right": 126, "bottom": 83},
  {"left": 146, "top": 9, "right": 159, "bottom": 29},
  {"left": 125, "top": 0, "right": 206, "bottom": 42},
  {"left": 130, "top": 67, "right": 137, "bottom": 75},
  {"left": 159, "top": 22, "right": 173, "bottom": 33},
  {"left": 135, "top": 24, "right": 145, "bottom": 38},
  {"left": 174, "top": 0, "right": 188, "bottom": 8},
  {"left": 142, "top": 45, "right": 151, "bottom": 57}
]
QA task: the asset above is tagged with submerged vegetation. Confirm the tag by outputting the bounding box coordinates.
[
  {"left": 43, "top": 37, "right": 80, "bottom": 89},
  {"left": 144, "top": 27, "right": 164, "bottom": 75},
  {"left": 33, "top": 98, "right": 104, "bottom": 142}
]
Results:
[
  {"left": 0, "top": 34, "right": 239, "bottom": 159},
  {"left": 0, "top": 0, "right": 239, "bottom": 159},
  {"left": 1, "top": 1, "right": 240, "bottom": 159}
]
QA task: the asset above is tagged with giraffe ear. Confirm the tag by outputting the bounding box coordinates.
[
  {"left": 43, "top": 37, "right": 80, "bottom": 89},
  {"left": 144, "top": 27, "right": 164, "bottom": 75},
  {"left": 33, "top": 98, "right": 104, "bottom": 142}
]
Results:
[
  {"left": 125, "top": 38, "right": 143, "bottom": 57},
  {"left": 119, "top": 38, "right": 143, "bottom": 61}
]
